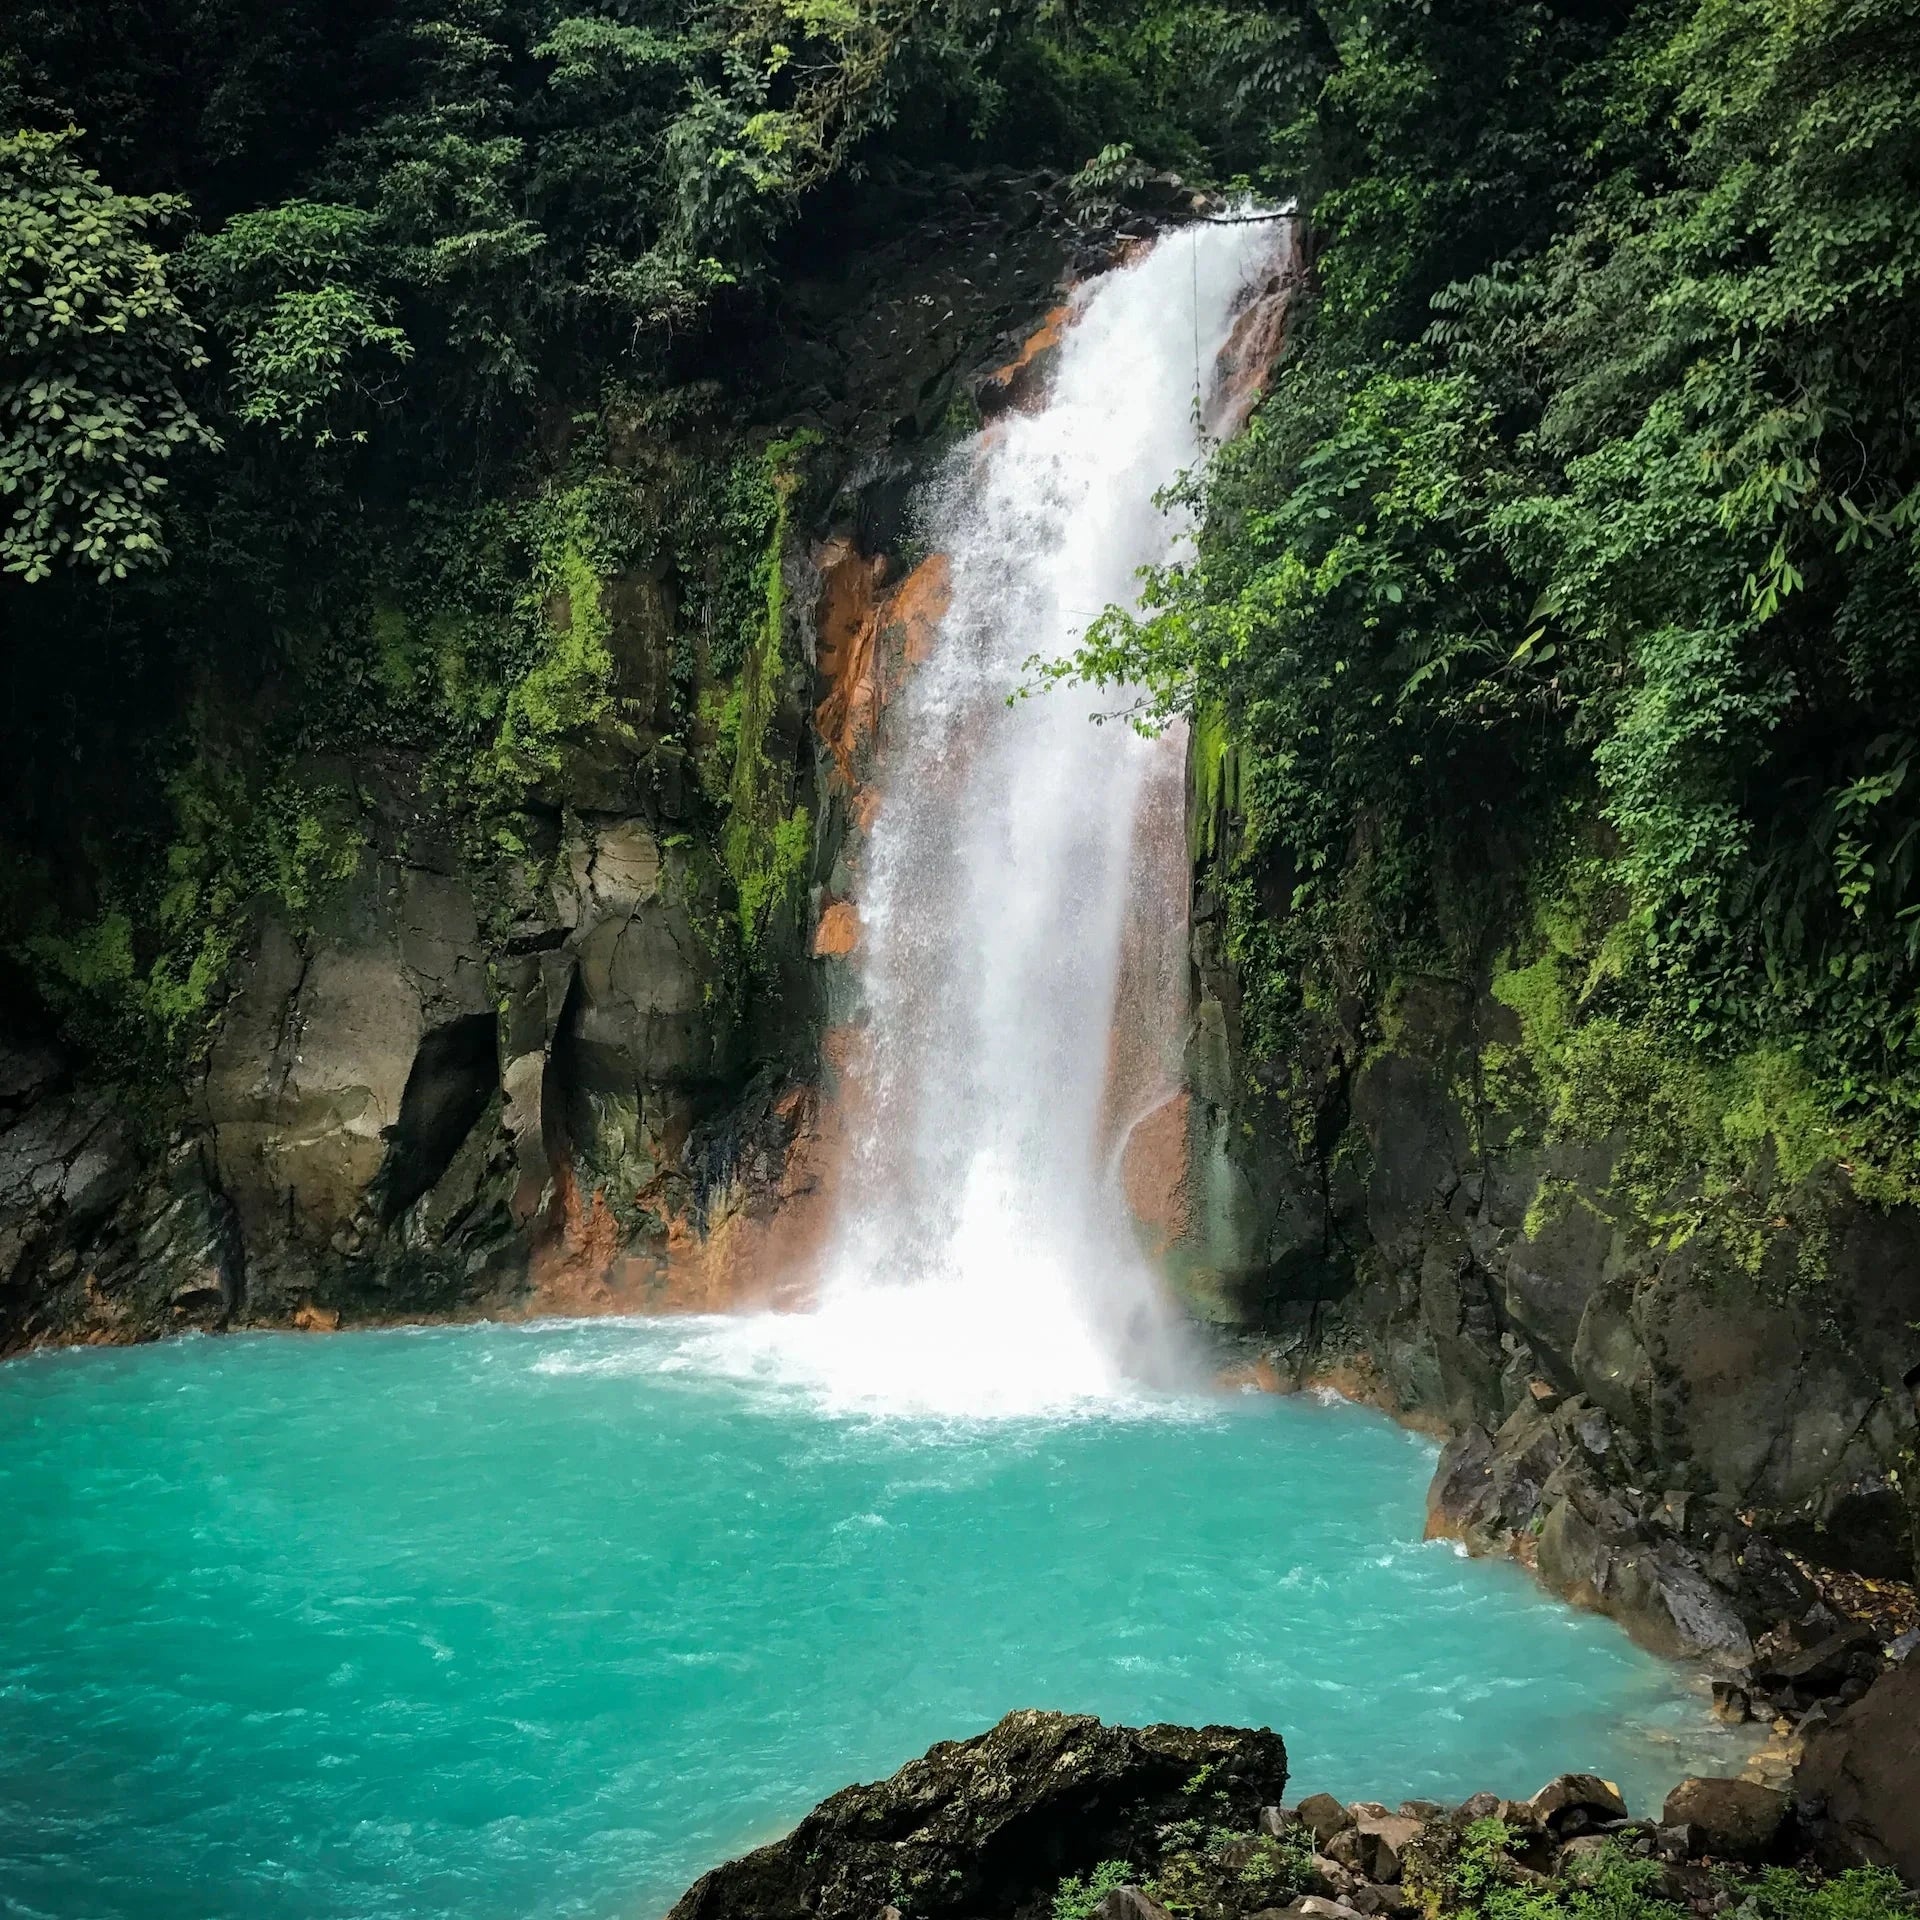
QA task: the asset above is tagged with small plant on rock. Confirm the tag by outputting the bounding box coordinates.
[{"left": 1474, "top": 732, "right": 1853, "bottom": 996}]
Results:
[{"left": 1052, "top": 1859, "right": 1135, "bottom": 1920}]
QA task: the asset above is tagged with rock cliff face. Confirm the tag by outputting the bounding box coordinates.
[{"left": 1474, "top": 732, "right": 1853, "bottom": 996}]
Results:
[
  {"left": 0, "top": 166, "right": 1100, "bottom": 1353},
  {"left": 1168, "top": 797, "right": 1920, "bottom": 1685}
]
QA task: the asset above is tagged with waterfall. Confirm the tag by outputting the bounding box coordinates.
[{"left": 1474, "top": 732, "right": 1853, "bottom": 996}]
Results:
[{"left": 717, "top": 218, "right": 1290, "bottom": 1416}]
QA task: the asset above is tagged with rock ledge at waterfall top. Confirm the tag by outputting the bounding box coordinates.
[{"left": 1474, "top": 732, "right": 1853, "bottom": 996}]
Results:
[{"left": 667, "top": 1706, "right": 1920, "bottom": 1920}]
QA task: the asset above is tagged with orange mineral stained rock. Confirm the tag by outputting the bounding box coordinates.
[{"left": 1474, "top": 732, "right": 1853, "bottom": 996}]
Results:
[
  {"left": 814, "top": 543, "right": 952, "bottom": 791},
  {"left": 890, "top": 552, "right": 950, "bottom": 667},
  {"left": 521, "top": 1083, "right": 839, "bottom": 1320},
  {"left": 812, "top": 898, "right": 861, "bottom": 958},
  {"left": 1119, "top": 1090, "right": 1192, "bottom": 1258},
  {"left": 979, "top": 304, "right": 1072, "bottom": 415}
]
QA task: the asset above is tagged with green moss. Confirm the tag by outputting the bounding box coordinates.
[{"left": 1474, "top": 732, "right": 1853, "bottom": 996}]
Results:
[
  {"left": 8, "top": 395, "right": 820, "bottom": 1090},
  {"left": 474, "top": 539, "right": 615, "bottom": 810},
  {"left": 717, "top": 432, "right": 820, "bottom": 955},
  {"left": 1518, "top": 1174, "right": 1592, "bottom": 1242},
  {"left": 370, "top": 602, "right": 423, "bottom": 704},
  {"left": 1188, "top": 699, "right": 1239, "bottom": 862},
  {"left": 1487, "top": 856, "right": 1915, "bottom": 1279},
  {"left": 11, "top": 749, "right": 364, "bottom": 1083}
]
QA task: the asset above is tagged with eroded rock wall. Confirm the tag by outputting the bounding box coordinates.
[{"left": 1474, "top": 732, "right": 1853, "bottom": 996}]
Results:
[
  {"left": 1169, "top": 808, "right": 1920, "bottom": 1626},
  {"left": 0, "top": 165, "right": 1101, "bottom": 1352}
]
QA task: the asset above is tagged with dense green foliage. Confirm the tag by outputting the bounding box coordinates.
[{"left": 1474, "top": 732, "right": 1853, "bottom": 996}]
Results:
[
  {"left": 1, "top": 128, "right": 217, "bottom": 580},
  {"left": 1409, "top": 1821, "right": 1912, "bottom": 1920},
  {"left": 9, "top": 0, "right": 1920, "bottom": 1239},
  {"left": 0, "top": 0, "right": 1282, "bottom": 1084},
  {"left": 1056, "top": 0, "right": 1920, "bottom": 1225}
]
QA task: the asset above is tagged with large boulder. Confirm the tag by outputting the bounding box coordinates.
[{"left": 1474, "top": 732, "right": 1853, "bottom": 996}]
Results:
[
  {"left": 1661, "top": 1778, "right": 1788, "bottom": 1861},
  {"left": 1795, "top": 1661, "right": 1920, "bottom": 1880},
  {"left": 202, "top": 852, "right": 495, "bottom": 1279},
  {"left": 667, "top": 1711, "right": 1289, "bottom": 1920}
]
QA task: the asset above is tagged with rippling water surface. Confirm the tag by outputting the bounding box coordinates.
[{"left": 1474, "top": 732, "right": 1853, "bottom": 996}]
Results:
[{"left": 0, "top": 1321, "right": 1753, "bottom": 1920}]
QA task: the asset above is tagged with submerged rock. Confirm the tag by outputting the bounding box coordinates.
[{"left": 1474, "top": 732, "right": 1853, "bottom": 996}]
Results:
[{"left": 666, "top": 1710, "right": 1289, "bottom": 1920}]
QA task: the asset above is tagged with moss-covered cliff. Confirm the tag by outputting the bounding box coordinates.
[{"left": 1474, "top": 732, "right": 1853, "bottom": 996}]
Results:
[{"left": 0, "top": 147, "right": 1091, "bottom": 1345}]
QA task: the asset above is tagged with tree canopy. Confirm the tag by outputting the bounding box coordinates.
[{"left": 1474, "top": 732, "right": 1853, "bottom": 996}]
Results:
[
  {"left": 1053, "top": 0, "right": 1920, "bottom": 1199},
  {"left": 6, "top": 0, "right": 1920, "bottom": 1207}
]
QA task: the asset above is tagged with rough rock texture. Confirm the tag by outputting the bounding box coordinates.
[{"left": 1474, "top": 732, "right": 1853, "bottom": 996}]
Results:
[
  {"left": 667, "top": 1710, "right": 1290, "bottom": 1920},
  {"left": 1183, "top": 909, "right": 1920, "bottom": 1599},
  {"left": 1795, "top": 1660, "right": 1920, "bottom": 1880},
  {"left": 667, "top": 1719, "right": 1905, "bottom": 1920},
  {"left": 0, "top": 1033, "right": 241, "bottom": 1347},
  {"left": 1334, "top": 976, "right": 1920, "bottom": 1584},
  {"left": 1169, "top": 847, "right": 1363, "bottom": 1328},
  {"left": 0, "top": 167, "right": 1093, "bottom": 1350},
  {"left": 1423, "top": 1394, "right": 1834, "bottom": 1669},
  {"left": 199, "top": 757, "right": 517, "bottom": 1323},
  {"left": 1661, "top": 1778, "right": 1788, "bottom": 1860}
]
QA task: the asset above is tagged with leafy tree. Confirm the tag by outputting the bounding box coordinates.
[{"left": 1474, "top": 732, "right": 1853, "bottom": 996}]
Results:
[
  {"left": 1053, "top": 0, "right": 1920, "bottom": 1191},
  {"left": 0, "top": 127, "right": 218, "bottom": 580},
  {"left": 183, "top": 200, "right": 410, "bottom": 441}
]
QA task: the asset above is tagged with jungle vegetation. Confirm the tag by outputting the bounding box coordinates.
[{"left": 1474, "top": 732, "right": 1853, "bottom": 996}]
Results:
[
  {"left": 0, "top": 0, "right": 1290, "bottom": 1084},
  {"left": 1058, "top": 0, "right": 1920, "bottom": 1227},
  {"left": 5, "top": 0, "right": 1920, "bottom": 1229}
]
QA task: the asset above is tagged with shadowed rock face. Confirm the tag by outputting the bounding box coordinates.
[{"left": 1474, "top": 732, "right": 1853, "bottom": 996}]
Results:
[
  {"left": 1180, "top": 945, "right": 1920, "bottom": 1595},
  {"left": 667, "top": 1711, "right": 1290, "bottom": 1920},
  {"left": 1796, "top": 1661, "right": 1920, "bottom": 1881}
]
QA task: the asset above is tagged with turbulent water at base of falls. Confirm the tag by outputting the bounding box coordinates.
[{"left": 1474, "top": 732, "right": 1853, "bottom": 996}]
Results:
[{"left": 709, "top": 220, "right": 1291, "bottom": 1418}]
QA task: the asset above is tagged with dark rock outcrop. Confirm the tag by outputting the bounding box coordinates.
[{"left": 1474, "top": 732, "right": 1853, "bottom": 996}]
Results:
[
  {"left": 668, "top": 1720, "right": 1909, "bottom": 1920},
  {"left": 1795, "top": 1660, "right": 1920, "bottom": 1880},
  {"left": 1424, "top": 1392, "right": 1833, "bottom": 1671},
  {"left": 667, "top": 1710, "right": 1290, "bottom": 1920},
  {"left": 1184, "top": 890, "right": 1920, "bottom": 1677},
  {"left": 1661, "top": 1778, "right": 1787, "bottom": 1860},
  {"left": 0, "top": 1036, "right": 244, "bottom": 1348}
]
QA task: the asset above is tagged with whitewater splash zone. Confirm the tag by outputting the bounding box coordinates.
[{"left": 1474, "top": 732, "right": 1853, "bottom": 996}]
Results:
[
  {"left": 713, "top": 213, "right": 1290, "bottom": 1417},
  {"left": 0, "top": 225, "right": 1758, "bottom": 1920},
  {"left": 0, "top": 1320, "right": 1760, "bottom": 1920}
]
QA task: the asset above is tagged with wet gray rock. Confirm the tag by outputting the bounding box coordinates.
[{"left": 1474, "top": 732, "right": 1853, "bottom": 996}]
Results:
[
  {"left": 199, "top": 831, "right": 510, "bottom": 1315},
  {"left": 1425, "top": 1389, "right": 1813, "bottom": 1668},
  {"left": 1534, "top": 1484, "right": 1758, "bottom": 1667}
]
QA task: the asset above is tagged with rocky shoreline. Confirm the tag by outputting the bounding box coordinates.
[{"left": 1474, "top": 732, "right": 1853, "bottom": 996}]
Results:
[
  {"left": 667, "top": 1706, "right": 1918, "bottom": 1920},
  {"left": 1221, "top": 1336, "right": 1920, "bottom": 1809}
]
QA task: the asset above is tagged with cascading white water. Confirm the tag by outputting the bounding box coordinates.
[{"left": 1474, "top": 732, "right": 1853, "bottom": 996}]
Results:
[{"left": 713, "top": 219, "right": 1288, "bottom": 1415}]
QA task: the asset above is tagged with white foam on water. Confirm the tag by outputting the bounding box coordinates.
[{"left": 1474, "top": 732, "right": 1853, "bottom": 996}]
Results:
[{"left": 705, "top": 219, "right": 1291, "bottom": 1419}]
